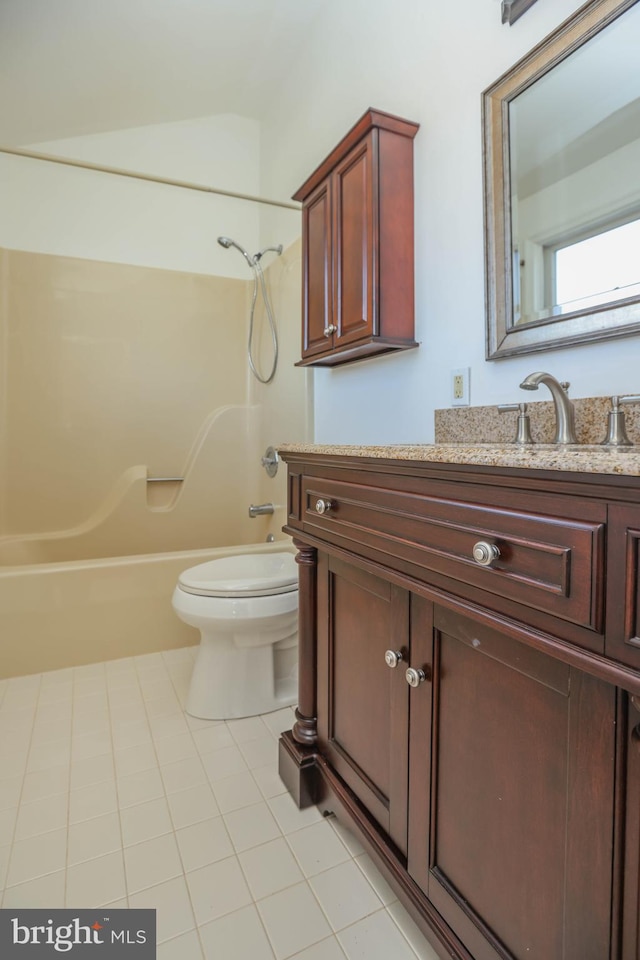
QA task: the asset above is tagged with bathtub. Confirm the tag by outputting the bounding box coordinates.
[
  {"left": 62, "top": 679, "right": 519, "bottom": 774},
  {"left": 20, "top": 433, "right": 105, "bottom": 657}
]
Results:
[{"left": 0, "top": 541, "right": 294, "bottom": 679}]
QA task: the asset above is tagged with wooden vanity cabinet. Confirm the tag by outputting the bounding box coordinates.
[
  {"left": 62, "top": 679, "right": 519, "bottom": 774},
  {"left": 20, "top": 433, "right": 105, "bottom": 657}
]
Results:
[
  {"left": 293, "top": 109, "right": 419, "bottom": 367},
  {"left": 317, "top": 552, "right": 615, "bottom": 960},
  {"left": 279, "top": 451, "right": 640, "bottom": 960}
]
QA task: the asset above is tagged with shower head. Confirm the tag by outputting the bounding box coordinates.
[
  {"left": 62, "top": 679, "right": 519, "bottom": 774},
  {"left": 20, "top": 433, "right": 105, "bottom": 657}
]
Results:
[
  {"left": 217, "top": 234, "right": 281, "bottom": 384},
  {"left": 217, "top": 236, "right": 254, "bottom": 266},
  {"left": 217, "top": 236, "right": 284, "bottom": 268}
]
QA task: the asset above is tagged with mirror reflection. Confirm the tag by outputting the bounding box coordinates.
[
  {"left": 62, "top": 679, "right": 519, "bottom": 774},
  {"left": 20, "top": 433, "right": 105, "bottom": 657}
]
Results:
[
  {"left": 484, "top": 0, "right": 640, "bottom": 358},
  {"left": 509, "top": 4, "right": 640, "bottom": 326}
]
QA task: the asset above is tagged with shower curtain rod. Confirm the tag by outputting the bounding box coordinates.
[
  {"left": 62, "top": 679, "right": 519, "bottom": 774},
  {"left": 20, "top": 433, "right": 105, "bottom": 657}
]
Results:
[{"left": 0, "top": 145, "right": 301, "bottom": 211}]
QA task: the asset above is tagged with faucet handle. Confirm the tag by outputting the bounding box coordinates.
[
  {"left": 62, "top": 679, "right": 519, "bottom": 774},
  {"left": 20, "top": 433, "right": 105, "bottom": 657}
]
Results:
[
  {"left": 260, "top": 446, "right": 279, "bottom": 477},
  {"left": 601, "top": 395, "right": 638, "bottom": 447},
  {"left": 498, "top": 402, "right": 533, "bottom": 445}
]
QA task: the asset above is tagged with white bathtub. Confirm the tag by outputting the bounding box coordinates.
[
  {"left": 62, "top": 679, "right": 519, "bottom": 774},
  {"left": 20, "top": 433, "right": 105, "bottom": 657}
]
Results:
[{"left": 0, "top": 541, "right": 294, "bottom": 679}]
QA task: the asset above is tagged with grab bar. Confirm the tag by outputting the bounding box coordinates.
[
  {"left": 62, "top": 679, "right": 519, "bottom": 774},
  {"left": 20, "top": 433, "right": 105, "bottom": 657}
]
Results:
[{"left": 146, "top": 477, "right": 184, "bottom": 483}]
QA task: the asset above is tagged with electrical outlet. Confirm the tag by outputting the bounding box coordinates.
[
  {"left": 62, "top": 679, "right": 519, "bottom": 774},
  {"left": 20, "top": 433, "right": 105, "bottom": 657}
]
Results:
[{"left": 451, "top": 367, "right": 470, "bottom": 406}]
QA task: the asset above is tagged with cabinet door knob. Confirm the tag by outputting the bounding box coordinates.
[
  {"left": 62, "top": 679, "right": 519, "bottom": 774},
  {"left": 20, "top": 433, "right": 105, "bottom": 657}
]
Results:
[
  {"left": 472, "top": 541, "right": 501, "bottom": 566},
  {"left": 323, "top": 324, "right": 337, "bottom": 337},
  {"left": 406, "top": 666, "right": 429, "bottom": 687},
  {"left": 315, "top": 498, "right": 333, "bottom": 515},
  {"left": 384, "top": 650, "right": 403, "bottom": 668}
]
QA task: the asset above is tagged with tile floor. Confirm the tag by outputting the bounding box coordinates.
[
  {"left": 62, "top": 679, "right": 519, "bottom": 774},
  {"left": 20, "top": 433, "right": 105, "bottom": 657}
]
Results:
[{"left": 0, "top": 646, "right": 439, "bottom": 960}]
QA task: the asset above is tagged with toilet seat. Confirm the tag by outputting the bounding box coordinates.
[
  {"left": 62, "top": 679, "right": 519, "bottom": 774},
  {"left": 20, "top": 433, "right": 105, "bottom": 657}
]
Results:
[{"left": 177, "top": 551, "right": 298, "bottom": 598}]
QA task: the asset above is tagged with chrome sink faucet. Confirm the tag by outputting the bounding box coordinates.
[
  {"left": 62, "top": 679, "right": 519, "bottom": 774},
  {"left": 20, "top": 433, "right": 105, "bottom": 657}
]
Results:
[{"left": 519, "top": 371, "right": 577, "bottom": 444}]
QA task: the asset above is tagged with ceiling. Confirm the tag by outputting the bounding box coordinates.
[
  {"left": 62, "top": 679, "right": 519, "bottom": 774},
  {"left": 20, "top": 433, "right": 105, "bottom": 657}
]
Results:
[{"left": 0, "top": 0, "right": 325, "bottom": 145}]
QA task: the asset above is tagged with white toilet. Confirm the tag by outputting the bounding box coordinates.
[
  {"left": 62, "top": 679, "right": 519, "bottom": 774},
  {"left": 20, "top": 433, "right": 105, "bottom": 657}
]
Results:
[{"left": 172, "top": 551, "right": 299, "bottom": 720}]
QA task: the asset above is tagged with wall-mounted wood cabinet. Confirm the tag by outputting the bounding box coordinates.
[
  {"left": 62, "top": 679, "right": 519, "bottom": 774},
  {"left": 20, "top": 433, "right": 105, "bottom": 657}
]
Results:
[
  {"left": 279, "top": 450, "right": 640, "bottom": 960},
  {"left": 293, "top": 109, "right": 419, "bottom": 367}
]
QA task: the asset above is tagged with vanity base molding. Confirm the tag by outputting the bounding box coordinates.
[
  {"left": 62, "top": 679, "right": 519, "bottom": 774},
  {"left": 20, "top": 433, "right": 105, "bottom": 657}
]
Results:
[
  {"left": 279, "top": 732, "right": 474, "bottom": 960},
  {"left": 278, "top": 730, "right": 318, "bottom": 810},
  {"left": 314, "top": 753, "right": 473, "bottom": 960},
  {"left": 279, "top": 450, "right": 640, "bottom": 960}
]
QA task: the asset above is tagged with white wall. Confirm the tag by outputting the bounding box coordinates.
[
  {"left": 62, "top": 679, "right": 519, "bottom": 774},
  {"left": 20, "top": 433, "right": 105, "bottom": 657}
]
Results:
[
  {"left": 0, "top": 115, "right": 263, "bottom": 278},
  {"left": 260, "top": 0, "right": 640, "bottom": 444}
]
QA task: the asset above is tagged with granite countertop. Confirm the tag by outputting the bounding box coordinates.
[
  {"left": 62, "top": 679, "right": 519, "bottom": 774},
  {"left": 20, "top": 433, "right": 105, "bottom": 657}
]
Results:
[{"left": 277, "top": 442, "right": 640, "bottom": 477}]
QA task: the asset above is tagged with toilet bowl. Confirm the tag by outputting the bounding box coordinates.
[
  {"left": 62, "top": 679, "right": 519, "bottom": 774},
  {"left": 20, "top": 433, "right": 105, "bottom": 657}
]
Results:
[{"left": 172, "top": 551, "right": 298, "bottom": 720}]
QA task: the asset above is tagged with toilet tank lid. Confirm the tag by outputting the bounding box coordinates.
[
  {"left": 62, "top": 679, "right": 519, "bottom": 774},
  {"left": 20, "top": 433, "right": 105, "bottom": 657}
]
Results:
[{"left": 178, "top": 551, "right": 298, "bottom": 597}]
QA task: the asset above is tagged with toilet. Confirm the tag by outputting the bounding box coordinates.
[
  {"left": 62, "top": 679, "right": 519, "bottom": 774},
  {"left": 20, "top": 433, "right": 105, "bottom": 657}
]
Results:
[{"left": 172, "top": 551, "right": 299, "bottom": 720}]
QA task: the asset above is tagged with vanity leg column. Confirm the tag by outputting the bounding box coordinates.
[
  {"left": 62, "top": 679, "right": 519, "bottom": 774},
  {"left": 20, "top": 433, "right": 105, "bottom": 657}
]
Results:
[
  {"left": 278, "top": 540, "right": 318, "bottom": 807},
  {"left": 292, "top": 540, "right": 318, "bottom": 746}
]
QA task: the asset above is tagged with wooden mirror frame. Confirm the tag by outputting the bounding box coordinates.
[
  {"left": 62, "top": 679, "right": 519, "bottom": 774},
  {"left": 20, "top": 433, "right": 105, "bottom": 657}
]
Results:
[{"left": 484, "top": 0, "right": 640, "bottom": 359}]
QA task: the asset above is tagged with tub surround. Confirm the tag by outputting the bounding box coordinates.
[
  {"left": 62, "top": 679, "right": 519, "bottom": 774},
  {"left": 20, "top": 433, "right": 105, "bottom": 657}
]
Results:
[
  {"left": 277, "top": 446, "right": 640, "bottom": 960},
  {"left": 0, "top": 248, "right": 250, "bottom": 537},
  {"left": 0, "top": 406, "right": 265, "bottom": 566},
  {"left": 0, "top": 243, "right": 307, "bottom": 545}
]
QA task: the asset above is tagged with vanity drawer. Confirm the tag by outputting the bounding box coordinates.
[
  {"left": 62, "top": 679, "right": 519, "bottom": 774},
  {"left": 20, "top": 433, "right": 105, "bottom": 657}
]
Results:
[{"left": 301, "top": 475, "right": 605, "bottom": 632}]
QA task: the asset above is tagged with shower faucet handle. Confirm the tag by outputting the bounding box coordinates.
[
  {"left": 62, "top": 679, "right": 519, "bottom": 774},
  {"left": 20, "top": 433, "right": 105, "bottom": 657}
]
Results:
[{"left": 260, "top": 446, "right": 279, "bottom": 477}]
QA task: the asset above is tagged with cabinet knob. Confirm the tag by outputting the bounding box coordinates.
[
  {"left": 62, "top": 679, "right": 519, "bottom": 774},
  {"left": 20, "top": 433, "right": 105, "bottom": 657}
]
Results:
[
  {"left": 323, "top": 324, "right": 337, "bottom": 337},
  {"left": 472, "top": 541, "right": 501, "bottom": 566},
  {"left": 406, "top": 666, "right": 430, "bottom": 687},
  {"left": 384, "top": 650, "right": 403, "bottom": 668},
  {"left": 315, "top": 498, "right": 333, "bottom": 515}
]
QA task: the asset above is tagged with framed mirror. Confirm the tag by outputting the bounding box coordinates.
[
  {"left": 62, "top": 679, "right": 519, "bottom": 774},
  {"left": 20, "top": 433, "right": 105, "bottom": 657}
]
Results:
[{"left": 484, "top": 0, "right": 640, "bottom": 358}]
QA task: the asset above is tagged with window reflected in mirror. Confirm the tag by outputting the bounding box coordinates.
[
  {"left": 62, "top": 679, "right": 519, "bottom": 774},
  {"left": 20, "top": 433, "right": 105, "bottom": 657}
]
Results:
[{"left": 553, "top": 215, "right": 640, "bottom": 313}]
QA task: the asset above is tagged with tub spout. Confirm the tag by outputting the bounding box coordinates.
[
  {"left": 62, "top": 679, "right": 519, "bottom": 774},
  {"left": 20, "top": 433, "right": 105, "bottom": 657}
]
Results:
[
  {"left": 519, "top": 371, "right": 577, "bottom": 444},
  {"left": 249, "top": 502, "right": 275, "bottom": 518}
]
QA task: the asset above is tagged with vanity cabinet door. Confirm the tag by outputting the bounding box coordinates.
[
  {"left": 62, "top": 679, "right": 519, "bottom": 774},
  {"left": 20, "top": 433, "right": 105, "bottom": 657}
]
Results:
[
  {"left": 298, "top": 132, "right": 379, "bottom": 364},
  {"left": 300, "top": 178, "right": 333, "bottom": 361},
  {"left": 299, "top": 133, "right": 376, "bottom": 362},
  {"left": 331, "top": 133, "right": 375, "bottom": 350},
  {"left": 607, "top": 504, "right": 640, "bottom": 671},
  {"left": 408, "top": 604, "right": 616, "bottom": 960},
  {"left": 622, "top": 693, "right": 640, "bottom": 960},
  {"left": 316, "top": 553, "right": 410, "bottom": 856}
]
